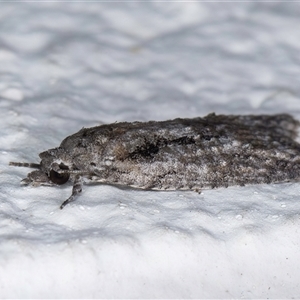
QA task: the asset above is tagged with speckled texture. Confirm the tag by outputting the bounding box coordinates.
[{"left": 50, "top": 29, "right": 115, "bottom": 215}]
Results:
[{"left": 10, "top": 113, "right": 300, "bottom": 209}]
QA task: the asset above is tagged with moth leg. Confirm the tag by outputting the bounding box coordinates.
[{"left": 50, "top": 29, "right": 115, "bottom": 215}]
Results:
[
  {"left": 60, "top": 175, "right": 83, "bottom": 209},
  {"left": 193, "top": 187, "right": 202, "bottom": 194}
]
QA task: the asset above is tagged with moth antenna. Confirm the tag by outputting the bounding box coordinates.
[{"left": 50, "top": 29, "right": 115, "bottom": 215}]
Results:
[
  {"left": 9, "top": 162, "right": 41, "bottom": 169},
  {"left": 51, "top": 163, "right": 89, "bottom": 176},
  {"left": 58, "top": 169, "right": 89, "bottom": 175}
]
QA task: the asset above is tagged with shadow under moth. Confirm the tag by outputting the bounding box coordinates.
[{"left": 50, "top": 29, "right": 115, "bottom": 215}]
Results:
[{"left": 10, "top": 113, "right": 300, "bottom": 209}]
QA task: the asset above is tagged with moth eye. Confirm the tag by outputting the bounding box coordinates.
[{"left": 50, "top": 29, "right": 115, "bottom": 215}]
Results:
[{"left": 49, "top": 163, "right": 70, "bottom": 185}]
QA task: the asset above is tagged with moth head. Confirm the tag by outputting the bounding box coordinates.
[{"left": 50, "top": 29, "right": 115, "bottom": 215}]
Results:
[
  {"left": 18, "top": 163, "right": 71, "bottom": 187},
  {"left": 15, "top": 162, "right": 71, "bottom": 187},
  {"left": 38, "top": 148, "right": 72, "bottom": 185},
  {"left": 9, "top": 148, "right": 72, "bottom": 186},
  {"left": 48, "top": 162, "right": 70, "bottom": 185}
]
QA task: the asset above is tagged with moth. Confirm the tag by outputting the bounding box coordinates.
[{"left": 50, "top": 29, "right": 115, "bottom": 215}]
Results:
[{"left": 10, "top": 113, "right": 300, "bottom": 209}]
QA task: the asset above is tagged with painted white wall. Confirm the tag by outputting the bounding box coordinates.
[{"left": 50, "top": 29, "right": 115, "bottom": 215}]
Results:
[{"left": 1, "top": 2, "right": 300, "bottom": 298}]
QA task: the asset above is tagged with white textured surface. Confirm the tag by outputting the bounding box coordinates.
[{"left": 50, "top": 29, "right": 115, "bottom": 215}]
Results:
[{"left": 1, "top": 3, "right": 300, "bottom": 298}]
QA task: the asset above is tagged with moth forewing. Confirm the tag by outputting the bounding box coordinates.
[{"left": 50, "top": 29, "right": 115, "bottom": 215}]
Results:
[{"left": 10, "top": 113, "right": 300, "bottom": 208}]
